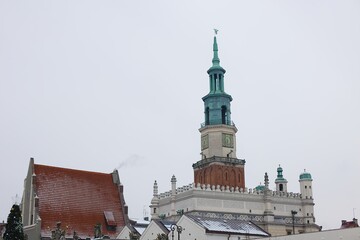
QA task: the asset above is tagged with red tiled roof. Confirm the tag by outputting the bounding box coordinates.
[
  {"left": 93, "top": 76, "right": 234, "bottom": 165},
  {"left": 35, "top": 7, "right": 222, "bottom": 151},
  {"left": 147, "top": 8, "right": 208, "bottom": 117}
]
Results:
[
  {"left": 34, "top": 164, "right": 126, "bottom": 239},
  {"left": 341, "top": 220, "right": 359, "bottom": 229}
]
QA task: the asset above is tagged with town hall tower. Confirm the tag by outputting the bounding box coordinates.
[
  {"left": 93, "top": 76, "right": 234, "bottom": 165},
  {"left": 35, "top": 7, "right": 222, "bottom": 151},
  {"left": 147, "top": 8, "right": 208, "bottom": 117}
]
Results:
[{"left": 193, "top": 35, "right": 245, "bottom": 189}]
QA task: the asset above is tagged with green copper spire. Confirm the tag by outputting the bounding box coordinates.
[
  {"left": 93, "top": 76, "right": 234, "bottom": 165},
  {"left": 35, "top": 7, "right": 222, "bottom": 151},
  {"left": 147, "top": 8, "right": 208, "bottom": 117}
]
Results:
[
  {"left": 208, "top": 35, "right": 225, "bottom": 74},
  {"left": 212, "top": 36, "right": 220, "bottom": 66},
  {"left": 202, "top": 32, "right": 233, "bottom": 126}
]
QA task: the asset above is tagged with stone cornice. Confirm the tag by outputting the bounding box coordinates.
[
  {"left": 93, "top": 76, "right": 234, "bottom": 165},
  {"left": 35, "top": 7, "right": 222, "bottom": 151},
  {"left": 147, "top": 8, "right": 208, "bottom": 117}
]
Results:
[
  {"left": 199, "top": 123, "right": 238, "bottom": 132},
  {"left": 192, "top": 156, "right": 245, "bottom": 169}
]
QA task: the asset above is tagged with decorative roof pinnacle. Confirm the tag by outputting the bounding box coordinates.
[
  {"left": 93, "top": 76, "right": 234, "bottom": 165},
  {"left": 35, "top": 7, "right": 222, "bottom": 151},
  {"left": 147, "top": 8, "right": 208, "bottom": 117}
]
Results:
[
  {"left": 212, "top": 35, "right": 220, "bottom": 66},
  {"left": 264, "top": 172, "right": 269, "bottom": 189}
]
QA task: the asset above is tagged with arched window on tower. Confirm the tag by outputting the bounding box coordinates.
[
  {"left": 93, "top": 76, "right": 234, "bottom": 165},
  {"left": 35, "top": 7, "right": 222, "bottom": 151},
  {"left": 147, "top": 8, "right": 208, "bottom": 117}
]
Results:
[
  {"left": 279, "top": 184, "right": 283, "bottom": 192},
  {"left": 214, "top": 74, "right": 218, "bottom": 91},
  {"left": 219, "top": 74, "right": 223, "bottom": 92},
  {"left": 205, "top": 107, "right": 209, "bottom": 125},
  {"left": 221, "top": 106, "right": 227, "bottom": 124}
]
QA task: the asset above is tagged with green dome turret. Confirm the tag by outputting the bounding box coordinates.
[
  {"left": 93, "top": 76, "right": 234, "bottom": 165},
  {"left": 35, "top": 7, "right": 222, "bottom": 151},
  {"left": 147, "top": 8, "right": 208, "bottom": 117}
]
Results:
[
  {"left": 299, "top": 170, "right": 312, "bottom": 180},
  {"left": 255, "top": 183, "right": 265, "bottom": 192},
  {"left": 275, "top": 164, "right": 287, "bottom": 183}
]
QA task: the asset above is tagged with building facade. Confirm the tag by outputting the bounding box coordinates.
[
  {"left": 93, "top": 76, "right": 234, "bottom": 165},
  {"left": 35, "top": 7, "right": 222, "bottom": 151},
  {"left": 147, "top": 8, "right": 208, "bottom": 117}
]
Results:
[{"left": 150, "top": 35, "right": 320, "bottom": 237}]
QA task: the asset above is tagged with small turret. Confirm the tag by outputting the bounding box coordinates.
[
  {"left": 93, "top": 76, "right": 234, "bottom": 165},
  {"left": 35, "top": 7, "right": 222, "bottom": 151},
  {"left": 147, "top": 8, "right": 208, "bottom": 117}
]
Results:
[
  {"left": 299, "top": 169, "right": 313, "bottom": 199},
  {"left": 299, "top": 169, "right": 315, "bottom": 224},
  {"left": 263, "top": 172, "right": 274, "bottom": 223},
  {"left": 150, "top": 180, "right": 159, "bottom": 219},
  {"left": 275, "top": 165, "right": 288, "bottom": 192}
]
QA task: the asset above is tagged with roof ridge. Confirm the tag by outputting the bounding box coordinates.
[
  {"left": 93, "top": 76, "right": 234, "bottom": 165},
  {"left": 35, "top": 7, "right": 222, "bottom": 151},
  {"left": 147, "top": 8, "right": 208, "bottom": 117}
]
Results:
[{"left": 34, "top": 163, "right": 113, "bottom": 176}]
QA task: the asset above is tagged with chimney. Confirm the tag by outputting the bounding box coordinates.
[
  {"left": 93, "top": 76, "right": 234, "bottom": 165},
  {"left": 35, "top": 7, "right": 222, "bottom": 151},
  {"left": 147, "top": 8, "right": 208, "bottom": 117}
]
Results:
[
  {"left": 112, "top": 169, "right": 121, "bottom": 185},
  {"left": 353, "top": 218, "right": 358, "bottom": 226},
  {"left": 124, "top": 204, "right": 128, "bottom": 215}
]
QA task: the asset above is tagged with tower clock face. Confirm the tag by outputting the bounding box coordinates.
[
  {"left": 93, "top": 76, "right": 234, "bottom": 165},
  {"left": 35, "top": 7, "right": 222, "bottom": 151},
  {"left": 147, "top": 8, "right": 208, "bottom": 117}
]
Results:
[
  {"left": 201, "top": 135, "right": 209, "bottom": 150},
  {"left": 222, "top": 133, "right": 234, "bottom": 148}
]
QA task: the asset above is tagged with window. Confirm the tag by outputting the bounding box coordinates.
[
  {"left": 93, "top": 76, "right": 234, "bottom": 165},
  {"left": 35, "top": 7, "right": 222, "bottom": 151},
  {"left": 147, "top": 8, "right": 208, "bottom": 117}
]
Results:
[
  {"left": 104, "top": 211, "right": 116, "bottom": 227},
  {"left": 205, "top": 107, "right": 209, "bottom": 125},
  {"left": 221, "top": 106, "right": 227, "bottom": 124},
  {"left": 279, "top": 184, "right": 283, "bottom": 191},
  {"left": 214, "top": 74, "right": 218, "bottom": 91},
  {"left": 154, "top": 208, "right": 156, "bottom": 214},
  {"left": 219, "top": 74, "right": 223, "bottom": 91},
  {"left": 305, "top": 186, "right": 307, "bottom": 189}
]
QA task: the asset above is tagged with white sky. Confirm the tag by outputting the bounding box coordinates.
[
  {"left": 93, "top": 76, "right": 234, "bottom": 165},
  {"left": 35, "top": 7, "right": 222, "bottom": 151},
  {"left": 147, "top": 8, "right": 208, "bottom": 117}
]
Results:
[{"left": 0, "top": 0, "right": 359, "bottom": 230}]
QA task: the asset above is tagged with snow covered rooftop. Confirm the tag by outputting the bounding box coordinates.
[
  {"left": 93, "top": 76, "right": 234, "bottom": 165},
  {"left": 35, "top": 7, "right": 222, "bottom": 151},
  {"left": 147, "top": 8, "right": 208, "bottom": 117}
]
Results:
[{"left": 187, "top": 215, "right": 270, "bottom": 237}]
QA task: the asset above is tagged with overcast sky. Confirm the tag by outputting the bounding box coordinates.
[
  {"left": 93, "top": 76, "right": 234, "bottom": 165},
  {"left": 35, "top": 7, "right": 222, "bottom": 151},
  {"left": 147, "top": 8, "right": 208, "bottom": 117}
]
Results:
[{"left": 0, "top": 0, "right": 359, "bottom": 230}]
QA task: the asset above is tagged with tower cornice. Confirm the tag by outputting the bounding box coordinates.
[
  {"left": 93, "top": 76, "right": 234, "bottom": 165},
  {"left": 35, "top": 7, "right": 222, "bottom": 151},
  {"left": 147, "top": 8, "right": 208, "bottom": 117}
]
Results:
[
  {"left": 202, "top": 92, "right": 232, "bottom": 101},
  {"left": 192, "top": 156, "right": 245, "bottom": 169},
  {"left": 199, "top": 123, "right": 237, "bottom": 133}
]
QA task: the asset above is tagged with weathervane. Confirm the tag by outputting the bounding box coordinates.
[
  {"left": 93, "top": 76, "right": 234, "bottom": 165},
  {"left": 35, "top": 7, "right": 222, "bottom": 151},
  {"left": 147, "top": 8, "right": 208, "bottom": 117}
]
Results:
[{"left": 214, "top": 28, "right": 219, "bottom": 35}]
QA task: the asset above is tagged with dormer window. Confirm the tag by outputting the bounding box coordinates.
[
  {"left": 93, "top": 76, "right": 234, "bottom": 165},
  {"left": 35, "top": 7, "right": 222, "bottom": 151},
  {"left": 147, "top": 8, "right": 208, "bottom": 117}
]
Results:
[{"left": 104, "top": 211, "right": 116, "bottom": 227}]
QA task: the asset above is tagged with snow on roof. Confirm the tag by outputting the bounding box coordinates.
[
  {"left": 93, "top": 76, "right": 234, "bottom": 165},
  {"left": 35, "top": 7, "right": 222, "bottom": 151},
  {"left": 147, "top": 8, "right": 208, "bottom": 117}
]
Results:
[
  {"left": 153, "top": 220, "right": 176, "bottom": 233},
  {"left": 186, "top": 215, "right": 270, "bottom": 237},
  {"left": 134, "top": 226, "right": 147, "bottom": 235}
]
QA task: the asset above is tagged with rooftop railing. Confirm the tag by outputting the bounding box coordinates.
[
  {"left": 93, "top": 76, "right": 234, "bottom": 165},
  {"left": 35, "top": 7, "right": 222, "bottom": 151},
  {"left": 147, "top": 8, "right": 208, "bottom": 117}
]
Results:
[{"left": 200, "top": 120, "right": 236, "bottom": 128}]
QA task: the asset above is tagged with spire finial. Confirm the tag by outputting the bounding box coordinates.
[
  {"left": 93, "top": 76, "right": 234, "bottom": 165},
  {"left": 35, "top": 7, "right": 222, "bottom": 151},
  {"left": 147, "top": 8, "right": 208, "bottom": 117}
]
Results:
[{"left": 212, "top": 31, "right": 220, "bottom": 66}]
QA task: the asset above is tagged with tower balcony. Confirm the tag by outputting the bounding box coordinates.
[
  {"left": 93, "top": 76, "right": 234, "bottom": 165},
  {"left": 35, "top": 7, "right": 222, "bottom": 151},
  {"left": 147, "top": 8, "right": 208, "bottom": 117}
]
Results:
[
  {"left": 192, "top": 156, "right": 245, "bottom": 169},
  {"left": 200, "top": 120, "right": 236, "bottom": 128}
]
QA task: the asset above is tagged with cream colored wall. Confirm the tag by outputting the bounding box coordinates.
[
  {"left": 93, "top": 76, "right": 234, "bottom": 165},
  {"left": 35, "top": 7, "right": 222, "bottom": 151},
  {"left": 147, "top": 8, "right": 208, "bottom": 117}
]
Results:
[
  {"left": 259, "top": 227, "right": 360, "bottom": 240},
  {"left": 173, "top": 216, "right": 206, "bottom": 240},
  {"left": 117, "top": 226, "right": 132, "bottom": 240},
  {"left": 200, "top": 125, "right": 237, "bottom": 158},
  {"left": 140, "top": 221, "right": 166, "bottom": 240},
  {"left": 157, "top": 188, "right": 308, "bottom": 219},
  {"left": 208, "top": 233, "right": 261, "bottom": 240},
  {"left": 23, "top": 221, "right": 41, "bottom": 240}
]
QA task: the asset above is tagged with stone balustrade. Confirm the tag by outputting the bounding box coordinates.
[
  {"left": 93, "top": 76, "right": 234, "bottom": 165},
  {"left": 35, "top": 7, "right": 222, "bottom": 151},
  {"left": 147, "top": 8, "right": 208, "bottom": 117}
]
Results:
[{"left": 157, "top": 182, "right": 302, "bottom": 199}]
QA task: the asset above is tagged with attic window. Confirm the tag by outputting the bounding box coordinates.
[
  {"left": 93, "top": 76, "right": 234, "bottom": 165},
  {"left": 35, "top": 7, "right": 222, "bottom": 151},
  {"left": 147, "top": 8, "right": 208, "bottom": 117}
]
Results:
[{"left": 104, "top": 211, "right": 116, "bottom": 226}]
